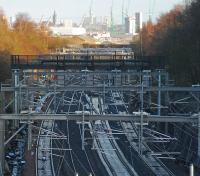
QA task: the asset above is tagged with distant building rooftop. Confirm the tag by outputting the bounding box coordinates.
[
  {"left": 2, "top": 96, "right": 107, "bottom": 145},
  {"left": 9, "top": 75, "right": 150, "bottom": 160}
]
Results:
[{"left": 49, "top": 19, "right": 86, "bottom": 36}]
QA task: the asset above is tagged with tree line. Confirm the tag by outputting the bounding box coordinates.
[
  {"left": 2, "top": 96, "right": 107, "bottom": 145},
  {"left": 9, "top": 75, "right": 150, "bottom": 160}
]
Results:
[
  {"left": 0, "top": 10, "right": 89, "bottom": 82},
  {"left": 134, "top": 0, "right": 200, "bottom": 85}
]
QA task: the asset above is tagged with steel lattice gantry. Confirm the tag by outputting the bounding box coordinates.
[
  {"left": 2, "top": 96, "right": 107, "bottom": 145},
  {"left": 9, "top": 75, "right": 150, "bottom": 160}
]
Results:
[{"left": 0, "top": 51, "right": 200, "bottom": 175}]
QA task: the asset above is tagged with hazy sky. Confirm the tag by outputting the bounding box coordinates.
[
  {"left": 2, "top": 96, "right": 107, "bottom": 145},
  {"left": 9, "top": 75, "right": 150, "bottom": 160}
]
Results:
[{"left": 0, "top": 0, "right": 184, "bottom": 23}]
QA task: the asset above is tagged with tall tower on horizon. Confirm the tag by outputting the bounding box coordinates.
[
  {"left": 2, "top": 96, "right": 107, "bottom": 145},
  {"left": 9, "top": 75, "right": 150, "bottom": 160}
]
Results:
[
  {"left": 52, "top": 11, "right": 57, "bottom": 26},
  {"left": 89, "top": 0, "right": 93, "bottom": 22},
  {"left": 89, "top": 0, "right": 96, "bottom": 25},
  {"left": 110, "top": 0, "right": 115, "bottom": 34},
  {"left": 135, "top": 12, "right": 143, "bottom": 33},
  {"left": 122, "top": 0, "right": 125, "bottom": 25}
]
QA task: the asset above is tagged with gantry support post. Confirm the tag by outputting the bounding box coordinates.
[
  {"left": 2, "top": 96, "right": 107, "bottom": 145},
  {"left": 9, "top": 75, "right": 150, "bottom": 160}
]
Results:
[
  {"left": 103, "top": 81, "right": 105, "bottom": 112},
  {"left": 198, "top": 115, "right": 200, "bottom": 158},
  {"left": 0, "top": 91, "right": 5, "bottom": 114},
  {"left": 54, "top": 83, "right": 57, "bottom": 113},
  {"left": 190, "top": 163, "right": 194, "bottom": 176},
  {"left": 157, "top": 70, "right": 161, "bottom": 116},
  {"left": 0, "top": 87, "right": 5, "bottom": 175},
  {"left": 139, "top": 76, "right": 144, "bottom": 155},
  {"left": 28, "top": 121, "right": 32, "bottom": 151},
  {"left": 14, "top": 70, "right": 19, "bottom": 128},
  {"left": 164, "top": 72, "right": 169, "bottom": 134},
  {"left": 0, "top": 119, "right": 5, "bottom": 175},
  {"left": 82, "top": 105, "right": 85, "bottom": 150}
]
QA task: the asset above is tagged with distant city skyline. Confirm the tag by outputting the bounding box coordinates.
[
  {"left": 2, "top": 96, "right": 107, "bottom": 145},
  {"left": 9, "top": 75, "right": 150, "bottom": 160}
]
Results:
[{"left": 0, "top": 0, "right": 184, "bottom": 24}]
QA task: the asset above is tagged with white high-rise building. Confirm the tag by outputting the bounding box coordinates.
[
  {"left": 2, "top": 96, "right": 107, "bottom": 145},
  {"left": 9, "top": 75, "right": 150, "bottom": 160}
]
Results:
[{"left": 125, "top": 17, "right": 136, "bottom": 34}]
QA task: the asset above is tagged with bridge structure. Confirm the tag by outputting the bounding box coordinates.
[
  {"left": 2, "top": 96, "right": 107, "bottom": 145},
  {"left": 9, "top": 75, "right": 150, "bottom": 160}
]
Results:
[{"left": 0, "top": 48, "right": 200, "bottom": 175}]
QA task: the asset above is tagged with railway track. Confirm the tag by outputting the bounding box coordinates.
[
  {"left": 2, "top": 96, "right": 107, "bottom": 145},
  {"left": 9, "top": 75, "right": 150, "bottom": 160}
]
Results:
[
  {"left": 103, "top": 121, "right": 137, "bottom": 176},
  {"left": 90, "top": 96, "right": 137, "bottom": 176},
  {"left": 93, "top": 124, "right": 118, "bottom": 176},
  {"left": 112, "top": 91, "right": 175, "bottom": 176},
  {"left": 54, "top": 91, "right": 107, "bottom": 176}
]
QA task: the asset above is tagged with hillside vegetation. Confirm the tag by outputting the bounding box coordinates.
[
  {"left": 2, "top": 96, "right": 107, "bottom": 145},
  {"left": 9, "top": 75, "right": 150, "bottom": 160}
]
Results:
[
  {"left": 134, "top": 0, "right": 200, "bottom": 85},
  {"left": 0, "top": 11, "right": 94, "bottom": 82}
]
